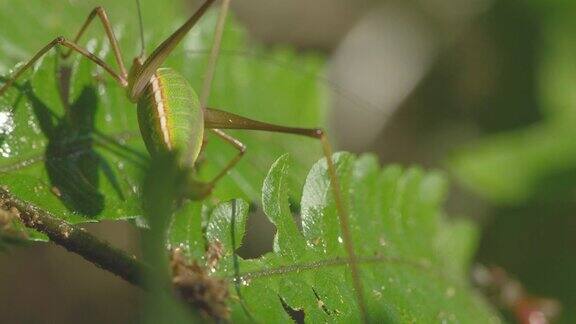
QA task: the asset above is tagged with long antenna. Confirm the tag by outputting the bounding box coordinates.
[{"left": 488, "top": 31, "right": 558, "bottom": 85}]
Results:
[
  {"left": 135, "top": 0, "right": 146, "bottom": 57},
  {"left": 199, "top": 0, "right": 231, "bottom": 108},
  {"left": 185, "top": 0, "right": 231, "bottom": 167}
]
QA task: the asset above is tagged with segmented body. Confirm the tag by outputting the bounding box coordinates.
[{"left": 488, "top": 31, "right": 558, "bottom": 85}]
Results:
[{"left": 137, "top": 68, "right": 204, "bottom": 164}]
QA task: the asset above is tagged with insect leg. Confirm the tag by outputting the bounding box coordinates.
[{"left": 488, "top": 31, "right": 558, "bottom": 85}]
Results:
[
  {"left": 207, "top": 129, "right": 246, "bottom": 186},
  {"left": 204, "top": 107, "right": 367, "bottom": 319},
  {"left": 0, "top": 37, "right": 127, "bottom": 96},
  {"left": 129, "top": 0, "right": 216, "bottom": 100},
  {"left": 62, "top": 7, "right": 128, "bottom": 80}
]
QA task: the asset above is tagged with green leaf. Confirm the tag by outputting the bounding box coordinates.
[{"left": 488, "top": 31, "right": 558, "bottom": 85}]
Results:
[
  {"left": 0, "top": 0, "right": 327, "bottom": 230},
  {"left": 262, "top": 154, "right": 306, "bottom": 257},
  {"left": 183, "top": 154, "right": 499, "bottom": 322},
  {"left": 206, "top": 199, "right": 248, "bottom": 257}
]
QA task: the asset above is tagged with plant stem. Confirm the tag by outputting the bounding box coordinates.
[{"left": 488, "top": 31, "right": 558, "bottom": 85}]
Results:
[{"left": 0, "top": 186, "right": 149, "bottom": 289}]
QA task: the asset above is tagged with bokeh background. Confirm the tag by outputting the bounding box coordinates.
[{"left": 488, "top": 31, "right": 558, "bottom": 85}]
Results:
[{"left": 2, "top": 0, "right": 576, "bottom": 322}]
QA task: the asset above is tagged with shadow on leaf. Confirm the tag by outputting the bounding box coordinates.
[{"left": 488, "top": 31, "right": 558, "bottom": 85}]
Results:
[{"left": 20, "top": 81, "right": 125, "bottom": 217}]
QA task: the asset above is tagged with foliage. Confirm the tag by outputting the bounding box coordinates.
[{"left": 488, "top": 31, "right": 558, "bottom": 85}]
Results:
[
  {"left": 449, "top": 2, "right": 576, "bottom": 322},
  {"left": 169, "top": 154, "right": 499, "bottom": 322},
  {"left": 0, "top": 0, "right": 500, "bottom": 322}
]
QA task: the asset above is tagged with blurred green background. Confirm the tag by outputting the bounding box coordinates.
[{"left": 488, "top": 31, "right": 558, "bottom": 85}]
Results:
[{"left": 1, "top": 0, "right": 576, "bottom": 322}]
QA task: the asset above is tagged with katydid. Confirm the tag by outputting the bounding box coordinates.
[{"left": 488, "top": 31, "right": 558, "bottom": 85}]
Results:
[{"left": 0, "top": 0, "right": 366, "bottom": 316}]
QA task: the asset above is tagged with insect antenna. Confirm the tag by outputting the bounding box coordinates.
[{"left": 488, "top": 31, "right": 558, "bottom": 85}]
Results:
[
  {"left": 200, "top": 0, "right": 232, "bottom": 107},
  {"left": 135, "top": 0, "right": 146, "bottom": 57},
  {"left": 185, "top": 0, "right": 231, "bottom": 167}
]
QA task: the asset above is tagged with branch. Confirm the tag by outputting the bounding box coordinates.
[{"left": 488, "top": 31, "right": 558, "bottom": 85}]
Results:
[{"left": 0, "top": 186, "right": 149, "bottom": 289}]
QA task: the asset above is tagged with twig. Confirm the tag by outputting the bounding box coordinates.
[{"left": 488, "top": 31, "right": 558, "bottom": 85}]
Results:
[{"left": 0, "top": 186, "right": 149, "bottom": 289}]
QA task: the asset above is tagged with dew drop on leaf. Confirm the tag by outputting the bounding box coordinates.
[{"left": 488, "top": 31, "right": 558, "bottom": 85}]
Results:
[
  {"left": 445, "top": 287, "right": 456, "bottom": 298},
  {"left": 379, "top": 236, "right": 387, "bottom": 247},
  {"left": 0, "top": 111, "right": 15, "bottom": 135},
  {"left": 0, "top": 143, "right": 12, "bottom": 157}
]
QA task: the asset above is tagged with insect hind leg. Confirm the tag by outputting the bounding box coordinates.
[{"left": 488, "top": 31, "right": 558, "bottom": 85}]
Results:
[{"left": 203, "top": 107, "right": 367, "bottom": 318}]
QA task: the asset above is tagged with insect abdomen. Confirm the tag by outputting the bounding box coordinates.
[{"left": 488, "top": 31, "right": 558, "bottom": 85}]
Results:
[{"left": 137, "top": 68, "right": 204, "bottom": 165}]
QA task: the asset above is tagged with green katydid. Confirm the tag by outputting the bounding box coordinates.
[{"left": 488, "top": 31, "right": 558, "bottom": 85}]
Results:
[{"left": 0, "top": 0, "right": 366, "bottom": 316}]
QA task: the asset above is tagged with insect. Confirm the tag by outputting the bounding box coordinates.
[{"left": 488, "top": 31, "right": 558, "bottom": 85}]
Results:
[
  {"left": 0, "top": 0, "right": 364, "bottom": 314},
  {"left": 0, "top": 0, "right": 336, "bottom": 200}
]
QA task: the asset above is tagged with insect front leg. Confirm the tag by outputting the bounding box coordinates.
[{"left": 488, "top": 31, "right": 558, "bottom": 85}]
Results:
[
  {"left": 62, "top": 6, "right": 128, "bottom": 81},
  {"left": 0, "top": 36, "right": 127, "bottom": 97}
]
